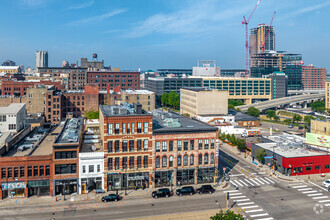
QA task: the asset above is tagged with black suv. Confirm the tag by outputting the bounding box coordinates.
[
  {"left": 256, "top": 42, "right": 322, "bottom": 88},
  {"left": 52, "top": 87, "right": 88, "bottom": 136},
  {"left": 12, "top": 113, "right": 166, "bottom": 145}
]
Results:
[
  {"left": 101, "top": 194, "right": 121, "bottom": 202},
  {"left": 196, "top": 185, "right": 215, "bottom": 194},
  {"left": 152, "top": 188, "right": 172, "bottom": 199},
  {"left": 176, "top": 186, "right": 195, "bottom": 196}
]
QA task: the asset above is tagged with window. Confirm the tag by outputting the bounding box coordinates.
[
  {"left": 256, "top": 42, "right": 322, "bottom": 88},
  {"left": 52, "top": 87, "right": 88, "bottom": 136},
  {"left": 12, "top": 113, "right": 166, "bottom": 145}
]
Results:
[
  {"left": 169, "top": 141, "right": 173, "bottom": 151},
  {"left": 198, "top": 140, "right": 203, "bottom": 149},
  {"left": 156, "top": 141, "right": 161, "bottom": 152},
  {"left": 1, "top": 168, "right": 6, "bottom": 179},
  {"left": 144, "top": 122, "right": 149, "bottom": 133},
  {"left": 184, "top": 155, "right": 188, "bottom": 166},
  {"left": 137, "top": 122, "right": 142, "bottom": 133},
  {"left": 144, "top": 139, "right": 148, "bottom": 151},
  {"left": 8, "top": 124, "right": 16, "bottom": 130},
  {"left": 83, "top": 166, "right": 86, "bottom": 173},
  {"left": 178, "top": 140, "right": 182, "bottom": 151},
  {"left": 0, "top": 115, "right": 6, "bottom": 122},
  {"left": 156, "top": 157, "right": 160, "bottom": 168},
  {"left": 184, "top": 140, "right": 188, "bottom": 151},
  {"left": 129, "top": 157, "right": 134, "bottom": 169},
  {"left": 108, "top": 158, "right": 113, "bottom": 170},
  {"left": 199, "top": 154, "right": 203, "bottom": 165},
  {"left": 55, "top": 164, "right": 77, "bottom": 174},
  {"left": 33, "top": 166, "right": 38, "bottom": 176},
  {"left": 127, "top": 123, "right": 130, "bottom": 134},
  {"left": 137, "top": 139, "right": 142, "bottom": 151},
  {"left": 162, "top": 141, "right": 167, "bottom": 152},
  {"left": 325, "top": 164, "right": 330, "bottom": 169},
  {"left": 306, "top": 166, "right": 312, "bottom": 171},
  {"left": 46, "top": 166, "right": 50, "bottom": 176},
  {"left": 122, "top": 123, "right": 126, "bottom": 134},
  {"left": 115, "top": 158, "right": 120, "bottom": 170},
  {"left": 293, "top": 167, "right": 303, "bottom": 173},
  {"left": 131, "top": 123, "right": 135, "bottom": 134},
  {"left": 122, "top": 157, "right": 127, "bottom": 169},
  {"left": 115, "top": 123, "right": 120, "bottom": 134},
  {"left": 14, "top": 167, "right": 18, "bottom": 178},
  {"left": 97, "top": 165, "right": 100, "bottom": 173},
  {"left": 108, "top": 141, "right": 113, "bottom": 153},
  {"left": 144, "top": 156, "right": 148, "bottom": 168},
  {"left": 190, "top": 140, "right": 194, "bottom": 150},
  {"left": 162, "top": 156, "right": 167, "bottom": 167},
  {"left": 190, "top": 155, "right": 194, "bottom": 165},
  {"left": 204, "top": 139, "right": 209, "bottom": 149},
  {"left": 55, "top": 151, "right": 77, "bottom": 159},
  {"left": 169, "top": 156, "right": 173, "bottom": 167},
  {"left": 315, "top": 165, "right": 321, "bottom": 170},
  {"left": 129, "top": 140, "right": 134, "bottom": 152},
  {"left": 115, "top": 140, "right": 120, "bottom": 152},
  {"left": 20, "top": 166, "right": 25, "bottom": 177},
  {"left": 204, "top": 153, "right": 209, "bottom": 164},
  {"left": 210, "top": 153, "right": 214, "bottom": 164},
  {"left": 137, "top": 156, "right": 142, "bottom": 168},
  {"left": 211, "top": 139, "right": 215, "bottom": 149},
  {"left": 122, "top": 140, "right": 128, "bottom": 152}
]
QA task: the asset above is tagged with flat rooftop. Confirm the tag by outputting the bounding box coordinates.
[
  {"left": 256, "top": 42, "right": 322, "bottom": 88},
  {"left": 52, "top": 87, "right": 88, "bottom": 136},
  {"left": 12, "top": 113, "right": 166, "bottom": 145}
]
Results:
[
  {"left": 152, "top": 110, "right": 217, "bottom": 134},
  {"left": 100, "top": 103, "right": 149, "bottom": 117},
  {"left": 123, "top": 90, "right": 154, "bottom": 94},
  {"left": 55, "top": 118, "right": 83, "bottom": 144},
  {"left": 0, "top": 103, "right": 25, "bottom": 114},
  {"left": 31, "top": 126, "right": 61, "bottom": 156},
  {"left": 181, "top": 87, "right": 226, "bottom": 92},
  {"left": 81, "top": 134, "right": 103, "bottom": 153}
]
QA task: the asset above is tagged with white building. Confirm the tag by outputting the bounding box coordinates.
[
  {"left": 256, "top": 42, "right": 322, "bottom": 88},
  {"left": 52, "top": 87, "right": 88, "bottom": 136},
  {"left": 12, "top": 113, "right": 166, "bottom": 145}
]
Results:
[
  {"left": 36, "top": 51, "right": 48, "bottom": 68},
  {"left": 79, "top": 133, "right": 104, "bottom": 194},
  {"left": 0, "top": 103, "right": 26, "bottom": 133},
  {"left": 192, "top": 60, "right": 220, "bottom": 77}
]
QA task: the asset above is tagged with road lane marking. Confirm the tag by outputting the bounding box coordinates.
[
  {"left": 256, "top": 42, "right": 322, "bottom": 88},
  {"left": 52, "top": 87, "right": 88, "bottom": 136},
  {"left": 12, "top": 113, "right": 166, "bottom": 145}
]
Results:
[
  {"left": 254, "top": 178, "right": 265, "bottom": 185},
  {"left": 229, "top": 192, "right": 242, "bottom": 196},
  {"left": 255, "top": 218, "right": 273, "bottom": 220},
  {"left": 229, "top": 181, "right": 237, "bottom": 187},
  {"left": 233, "top": 180, "right": 243, "bottom": 187},
  {"left": 238, "top": 202, "right": 254, "bottom": 206},
  {"left": 245, "top": 209, "right": 263, "bottom": 213},
  {"left": 324, "top": 204, "right": 330, "bottom": 207},
  {"left": 235, "top": 199, "right": 250, "bottom": 202},
  {"left": 239, "top": 180, "right": 249, "bottom": 187},
  {"left": 224, "top": 190, "right": 239, "bottom": 193},
  {"left": 264, "top": 177, "right": 275, "bottom": 184},
  {"left": 230, "top": 174, "right": 245, "bottom": 177},
  {"left": 250, "top": 213, "right": 269, "bottom": 218},
  {"left": 249, "top": 179, "right": 260, "bottom": 185},
  {"left": 244, "top": 179, "right": 255, "bottom": 186},
  {"left": 308, "top": 181, "right": 330, "bottom": 192},
  {"left": 231, "top": 196, "right": 246, "bottom": 199},
  {"left": 312, "top": 196, "right": 328, "bottom": 200},
  {"left": 318, "top": 200, "right": 330, "bottom": 203},
  {"left": 292, "top": 185, "right": 307, "bottom": 188},
  {"left": 241, "top": 205, "right": 259, "bottom": 209},
  {"left": 298, "top": 188, "right": 313, "bottom": 191},
  {"left": 302, "top": 190, "right": 317, "bottom": 194},
  {"left": 258, "top": 178, "right": 270, "bottom": 184},
  {"left": 307, "top": 193, "right": 323, "bottom": 197}
]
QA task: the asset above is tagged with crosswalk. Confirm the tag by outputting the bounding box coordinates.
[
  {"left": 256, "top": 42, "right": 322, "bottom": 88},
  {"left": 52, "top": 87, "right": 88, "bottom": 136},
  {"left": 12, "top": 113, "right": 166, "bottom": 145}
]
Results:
[
  {"left": 224, "top": 190, "right": 274, "bottom": 220},
  {"left": 291, "top": 183, "right": 330, "bottom": 207},
  {"left": 229, "top": 176, "right": 276, "bottom": 188}
]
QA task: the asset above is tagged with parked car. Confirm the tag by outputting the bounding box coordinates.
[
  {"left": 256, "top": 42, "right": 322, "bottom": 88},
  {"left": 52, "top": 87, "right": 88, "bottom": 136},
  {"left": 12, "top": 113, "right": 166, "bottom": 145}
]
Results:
[
  {"left": 288, "top": 124, "right": 294, "bottom": 128},
  {"left": 95, "top": 189, "right": 105, "bottom": 194},
  {"left": 196, "top": 185, "right": 215, "bottom": 194},
  {"left": 298, "top": 126, "right": 304, "bottom": 130},
  {"left": 152, "top": 188, "right": 172, "bottom": 199},
  {"left": 101, "top": 194, "right": 121, "bottom": 202},
  {"left": 176, "top": 186, "right": 195, "bottom": 196},
  {"left": 322, "top": 179, "right": 330, "bottom": 188}
]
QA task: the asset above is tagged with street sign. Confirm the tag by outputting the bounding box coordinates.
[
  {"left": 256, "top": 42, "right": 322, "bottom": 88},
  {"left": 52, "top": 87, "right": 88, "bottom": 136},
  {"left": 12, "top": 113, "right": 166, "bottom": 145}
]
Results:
[{"left": 264, "top": 156, "right": 273, "bottom": 159}]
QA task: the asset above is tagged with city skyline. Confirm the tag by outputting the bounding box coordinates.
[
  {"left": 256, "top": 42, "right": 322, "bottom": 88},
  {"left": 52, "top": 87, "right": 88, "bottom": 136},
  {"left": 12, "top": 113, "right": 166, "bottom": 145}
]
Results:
[{"left": 1, "top": 0, "right": 330, "bottom": 70}]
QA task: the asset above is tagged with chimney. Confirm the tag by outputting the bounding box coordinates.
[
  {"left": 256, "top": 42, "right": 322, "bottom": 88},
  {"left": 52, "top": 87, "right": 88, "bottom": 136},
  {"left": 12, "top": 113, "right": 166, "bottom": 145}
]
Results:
[{"left": 134, "top": 103, "right": 142, "bottom": 114}]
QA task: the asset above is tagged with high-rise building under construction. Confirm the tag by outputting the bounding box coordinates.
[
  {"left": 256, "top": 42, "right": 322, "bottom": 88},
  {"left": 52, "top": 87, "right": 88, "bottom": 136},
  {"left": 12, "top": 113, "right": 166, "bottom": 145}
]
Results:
[{"left": 249, "top": 24, "right": 275, "bottom": 56}]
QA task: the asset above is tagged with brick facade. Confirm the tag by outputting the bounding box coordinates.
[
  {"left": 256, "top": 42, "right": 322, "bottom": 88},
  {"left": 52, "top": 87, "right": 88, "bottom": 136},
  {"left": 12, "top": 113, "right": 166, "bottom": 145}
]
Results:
[{"left": 302, "top": 65, "right": 327, "bottom": 90}]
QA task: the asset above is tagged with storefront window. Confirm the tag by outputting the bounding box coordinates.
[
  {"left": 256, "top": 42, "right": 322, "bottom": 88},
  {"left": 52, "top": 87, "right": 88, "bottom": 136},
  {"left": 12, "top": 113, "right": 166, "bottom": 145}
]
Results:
[
  {"left": 197, "top": 167, "right": 215, "bottom": 184},
  {"left": 190, "top": 155, "right": 194, "bottom": 165},
  {"left": 183, "top": 155, "right": 188, "bottom": 166},
  {"left": 177, "top": 169, "right": 194, "bottom": 185},
  {"left": 156, "top": 157, "right": 160, "bottom": 168},
  {"left": 155, "top": 171, "right": 173, "bottom": 187},
  {"left": 293, "top": 167, "right": 303, "bottom": 173},
  {"left": 178, "top": 155, "right": 182, "bottom": 166}
]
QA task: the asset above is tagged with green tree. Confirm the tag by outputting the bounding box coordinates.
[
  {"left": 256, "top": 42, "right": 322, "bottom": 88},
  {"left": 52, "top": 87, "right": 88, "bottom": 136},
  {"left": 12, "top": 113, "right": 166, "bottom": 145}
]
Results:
[
  {"left": 292, "top": 114, "right": 303, "bottom": 124},
  {"left": 266, "top": 110, "right": 276, "bottom": 119},
  {"left": 273, "top": 115, "right": 280, "bottom": 121},
  {"left": 237, "top": 138, "right": 247, "bottom": 152},
  {"left": 226, "top": 134, "right": 231, "bottom": 142},
  {"left": 236, "top": 108, "right": 241, "bottom": 112},
  {"left": 230, "top": 134, "right": 237, "bottom": 145},
  {"left": 219, "top": 132, "right": 226, "bottom": 141},
  {"left": 85, "top": 110, "right": 99, "bottom": 119},
  {"left": 284, "top": 119, "right": 292, "bottom": 125},
  {"left": 210, "top": 210, "right": 244, "bottom": 220},
  {"left": 255, "top": 148, "right": 266, "bottom": 163},
  {"left": 228, "top": 99, "right": 244, "bottom": 107},
  {"left": 247, "top": 107, "right": 260, "bottom": 117},
  {"left": 168, "top": 91, "right": 180, "bottom": 108},
  {"left": 161, "top": 93, "right": 168, "bottom": 106},
  {"left": 228, "top": 104, "right": 235, "bottom": 110},
  {"left": 303, "top": 115, "right": 315, "bottom": 127},
  {"left": 310, "top": 101, "right": 325, "bottom": 112}
]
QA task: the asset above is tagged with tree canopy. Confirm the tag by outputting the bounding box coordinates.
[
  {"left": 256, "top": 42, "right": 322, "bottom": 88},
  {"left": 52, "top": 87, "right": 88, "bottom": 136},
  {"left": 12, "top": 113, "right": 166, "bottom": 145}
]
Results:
[
  {"left": 160, "top": 91, "right": 180, "bottom": 109},
  {"left": 228, "top": 99, "right": 244, "bottom": 106},
  {"left": 266, "top": 110, "right": 276, "bottom": 119},
  {"left": 310, "top": 101, "right": 325, "bottom": 112},
  {"left": 255, "top": 148, "right": 266, "bottom": 163},
  {"left": 210, "top": 210, "right": 244, "bottom": 220},
  {"left": 247, "top": 107, "right": 260, "bottom": 117},
  {"left": 85, "top": 110, "right": 99, "bottom": 119}
]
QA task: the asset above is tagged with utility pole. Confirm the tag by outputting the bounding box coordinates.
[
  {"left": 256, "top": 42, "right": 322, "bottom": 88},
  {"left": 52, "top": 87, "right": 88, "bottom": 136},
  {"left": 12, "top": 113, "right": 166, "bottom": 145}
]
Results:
[{"left": 226, "top": 192, "right": 229, "bottom": 211}]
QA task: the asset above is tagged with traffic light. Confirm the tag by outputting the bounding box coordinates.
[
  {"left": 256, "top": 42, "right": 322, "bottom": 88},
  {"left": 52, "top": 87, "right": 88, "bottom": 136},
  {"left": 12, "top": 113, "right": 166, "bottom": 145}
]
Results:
[{"left": 227, "top": 192, "right": 230, "bottom": 200}]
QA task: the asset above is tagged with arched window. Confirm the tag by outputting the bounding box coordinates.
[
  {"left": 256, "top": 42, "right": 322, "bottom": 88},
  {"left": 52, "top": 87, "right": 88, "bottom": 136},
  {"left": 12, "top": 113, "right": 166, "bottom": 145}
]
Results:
[
  {"left": 190, "top": 154, "right": 194, "bottom": 166},
  {"left": 156, "top": 156, "right": 160, "bottom": 168},
  {"left": 162, "top": 156, "right": 167, "bottom": 167},
  {"left": 178, "top": 155, "right": 182, "bottom": 166},
  {"left": 204, "top": 153, "right": 209, "bottom": 165},
  {"left": 184, "top": 154, "right": 188, "bottom": 166},
  {"left": 210, "top": 153, "right": 214, "bottom": 164},
  {"left": 169, "top": 155, "right": 173, "bottom": 167},
  {"left": 198, "top": 154, "right": 203, "bottom": 165}
]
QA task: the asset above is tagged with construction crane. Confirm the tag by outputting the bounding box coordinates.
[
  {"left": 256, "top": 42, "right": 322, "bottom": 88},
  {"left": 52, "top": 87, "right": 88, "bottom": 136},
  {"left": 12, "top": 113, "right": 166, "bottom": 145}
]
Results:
[
  {"left": 260, "top": 11, "right": 276, "bottom": 53},
  {"left": 242, "top": 0, "right": 261, "bottom": 78}
]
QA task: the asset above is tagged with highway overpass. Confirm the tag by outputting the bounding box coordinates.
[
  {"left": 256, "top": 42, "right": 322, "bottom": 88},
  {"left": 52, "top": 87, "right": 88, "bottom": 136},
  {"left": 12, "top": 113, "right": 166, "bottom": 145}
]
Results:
[{"left": 239, "top": 92, "right": 325, "bottom": 112}]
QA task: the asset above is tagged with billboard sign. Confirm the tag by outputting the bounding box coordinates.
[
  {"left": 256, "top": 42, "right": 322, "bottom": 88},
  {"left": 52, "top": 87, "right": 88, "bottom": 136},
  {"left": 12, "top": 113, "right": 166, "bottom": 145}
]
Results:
[{"left": 306, "top": 133, "right": 330, "bottom": 148}]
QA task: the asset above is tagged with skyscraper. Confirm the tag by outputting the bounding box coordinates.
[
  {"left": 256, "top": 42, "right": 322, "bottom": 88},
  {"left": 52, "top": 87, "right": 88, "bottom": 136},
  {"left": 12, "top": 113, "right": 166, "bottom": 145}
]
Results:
[
  {"left": 249, "top": 24, "right": 275, "bottom": 56},
  {"left": 35, "top": 51, "right": 48, "bottom": 68}
]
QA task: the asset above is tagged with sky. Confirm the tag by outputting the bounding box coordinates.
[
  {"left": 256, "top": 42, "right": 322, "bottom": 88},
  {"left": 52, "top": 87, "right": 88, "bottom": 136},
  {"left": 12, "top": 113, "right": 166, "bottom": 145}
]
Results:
[{"left": 1, "top": 0, "right": 330, "bottom": 71}]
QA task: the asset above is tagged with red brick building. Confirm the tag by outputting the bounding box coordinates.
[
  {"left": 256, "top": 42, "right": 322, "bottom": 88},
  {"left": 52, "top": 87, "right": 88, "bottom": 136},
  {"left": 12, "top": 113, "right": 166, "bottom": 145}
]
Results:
[
  {"left": 87, "top": 71, "right": 140, "bottom": 91},
  {"left": 302, "top": 65, "right": 327, "bottom": 90},
  {"left": 0, "top": 79, "right": 62, "bottom": 96},
  {"left": 152, "top": 111, "right": 218, "bottom": 187},
  {"left": 99, "top": 103, "right": 153, "bottom": 191}
]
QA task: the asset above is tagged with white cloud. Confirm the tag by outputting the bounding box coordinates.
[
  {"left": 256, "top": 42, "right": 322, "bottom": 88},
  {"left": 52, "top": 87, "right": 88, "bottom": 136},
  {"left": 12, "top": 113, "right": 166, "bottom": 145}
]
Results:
[
  {"left": 280, "top": 1, "right": 330, "bottom": 20},
  {"left": 66, "top": 0, "right": 94, "bottom": 10},
  {"left": 67, "top": 9, "right": 127, "bottom": 26},
  {"left": 128, "top": 1, "right": 252, "bottom": 38}
]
